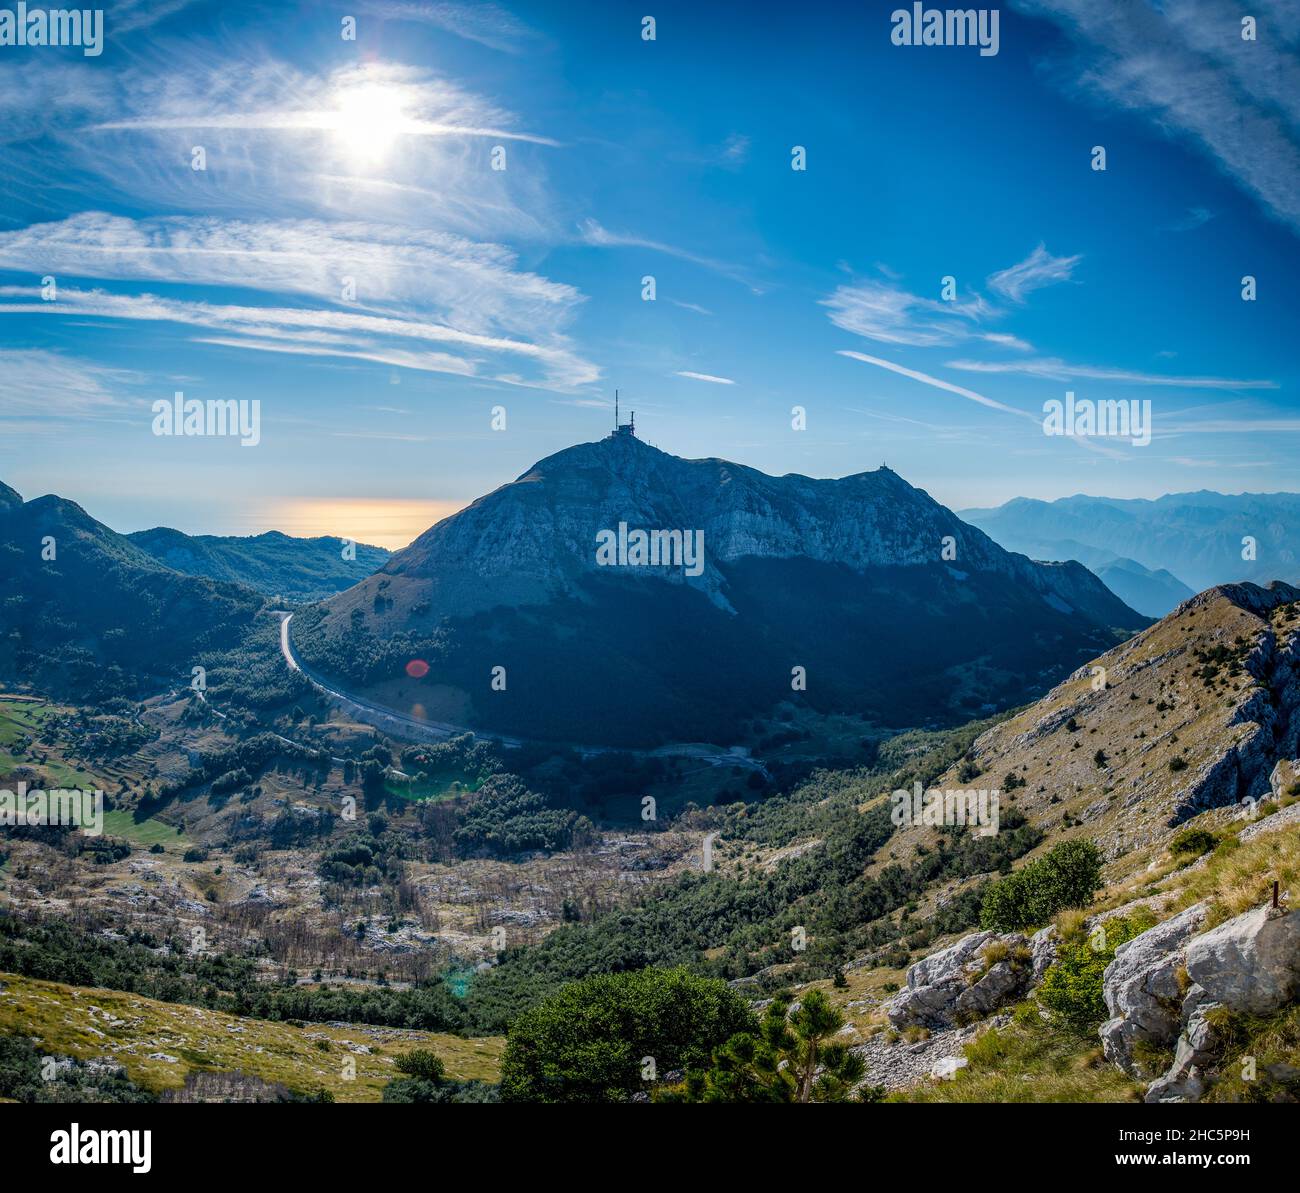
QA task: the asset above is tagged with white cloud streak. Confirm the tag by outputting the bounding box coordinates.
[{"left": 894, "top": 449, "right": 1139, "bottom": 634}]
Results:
[
  {"left": 0, "top": 209, "right": 599, "bottom": 388},
  {"left": 945, "top": 356, "right": 1276, "bottom": 389},
  {"left": 366, "top": 2, "right": 542, "bottom": 53},
  {"left": 578, "top": 218, "right": 755, "bottom": 288},
  {"left": 822, "top": 281, "right": 994, "bottom": 347},
  {"left": 675, "top": 371, "right": 735, "bottom": 385},
  {"left": 837, "top": 350, "right": 1031, "bottom": 417},
  {"left": 986, "top": 243, "right": 1082, "bottom": 302},
  {"left": 1013, "top": 0, "right": 1300, "bottom": 234},
  {"left": 0, "top": 349, "right": 133, "bottom": 417}
]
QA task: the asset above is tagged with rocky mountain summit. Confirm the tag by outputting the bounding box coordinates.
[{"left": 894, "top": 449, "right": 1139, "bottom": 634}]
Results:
[
  {"left": 368, "top": 434, "right": 1138, "bottom": 621},
  {"left": 294, "top": 435, "right": 1142, "bottom": 745}
]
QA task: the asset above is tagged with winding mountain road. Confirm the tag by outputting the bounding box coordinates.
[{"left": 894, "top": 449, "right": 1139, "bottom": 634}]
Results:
[{"left": 276, "top": 612, "right": 768, "bottom": 775}]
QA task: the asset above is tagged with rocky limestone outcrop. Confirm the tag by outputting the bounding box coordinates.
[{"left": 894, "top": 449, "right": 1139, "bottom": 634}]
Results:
[
  {"left": 1030, "top": 925, "right": 1058, "bottom": 982},
  {"left": 1144, "top": 993, "right": 1221, "bottom": 1102},
  {"left": 886, "top": 930, "right": 1042, "bottom": 1030},
  {"left": 1097, "top": 902, "right": 1300, "bottom": 1102},
  {"left": 1184, "top": 905, "right": 1300, "bottom": 1014},
  {"left": 853, "top": 1013, "right": 1014, "bottom": 1092},
  {"left": 1098, "top": 902, "right": 1208, "bottom": 1076}
]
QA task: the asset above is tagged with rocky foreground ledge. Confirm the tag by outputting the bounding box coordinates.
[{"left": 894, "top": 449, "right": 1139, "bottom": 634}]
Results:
[{"left": 870, "top": 899, "right": 1299, "bottom": 1101}]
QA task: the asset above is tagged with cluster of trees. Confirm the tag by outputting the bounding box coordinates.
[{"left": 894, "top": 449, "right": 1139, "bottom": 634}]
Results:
[
  {"left": 0, "top": 1036, "right": 154, "bottom": 1104},
  {"left": 453, "top": 775, "right": 595, "bottom": 856},
  {"left": 979, "top": 840, "right": 1103, "bottom": 932},
  {"left": 200, "top": 618, "right": 316, "bottom": 710},
  {"left": 500, "top": 968, "right": 754, "bottom": 1102},
  {"left": 0, "top": 914, "right": 467, "bottom": 1033},
  {"left": 499, "top": 968, "right": 879, "bottom": 1104},
  {"left": 317, "top": 815, "right": 408, "bottom": 886},
  {"left": 400, "top": 735, "right": 502, "bottom": 786}
]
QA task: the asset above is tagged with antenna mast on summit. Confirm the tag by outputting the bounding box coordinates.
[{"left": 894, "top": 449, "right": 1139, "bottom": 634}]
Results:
[{"left": 612, "top": 390, "right": 637, "bottom": 438}]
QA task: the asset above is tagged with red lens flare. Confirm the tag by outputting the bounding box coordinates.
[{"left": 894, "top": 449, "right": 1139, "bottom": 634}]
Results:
[{"left": 405, "top": 659, "right": 430, "bottom": 679}]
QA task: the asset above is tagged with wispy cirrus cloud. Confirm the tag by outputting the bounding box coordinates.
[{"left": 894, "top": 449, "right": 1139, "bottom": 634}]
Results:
[
  {"left": 365, "top": 1, "right": 543, "bottom": 54},
  {"left": 837, "top": 350, "right": 1030, "bottom": 417},
  {"left": 822, "top": 280, "right": 994, "bottom": 347},
  {"left": 1168, "top": 206, "right": 1215, "bottom": 232},
  {"left": 107, "top": 0, "right": 199, "bottom": 33},
  {"left": 0, "top": 211, "right": 599, "bottom": 388},
  {"left": 577, "top": 218, "right": 756, "bottom": 289},
  {"left": 0, "top": 284, "right": 598, "bottom": 389},
  {"left": 675, "top": 370, "right": 735, "bottom": 385},
  {"left": 720, "top": 133, "right": 751, "bottom": 167},
  {"left": 986, "top": 243, "right": 1082, "bottom": 302},
  {"left": 0, "top": 349, "right": 134, "bottom": 418},
  {"left": 945, "top": 356, "right": 1276, "bottom": 389},
  {"left": 86, "top": 61, "right": 557, "bottom": 145},
  {"left": 0, "top": 213, "right": 578, "bottom": 334},
  {"left": 979, "top": 332, "right": 1034, "bottom": 351},
  {"left": 822, "top": 244, "right": 1075, "bottom": 347},
  {"left": 1013, "top": 0, "right": 1300, "bottom": 234},
  {"left": 837, "top": 349, "right": 1130, "bottom": 458}
]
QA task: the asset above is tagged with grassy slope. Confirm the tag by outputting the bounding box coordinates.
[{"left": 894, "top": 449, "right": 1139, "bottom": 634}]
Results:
[
  {"left": 0, "top": 973, "right": 503, "bottom": 1101},
  {"left": 100, "top": 810, "right": 191, "bottom": 850},
  {"left": 872, "top": 797, "right": 1300, "bottom": 1102},
  {"left": 0, "top": 697, "right": 108, "bottom": 790}
]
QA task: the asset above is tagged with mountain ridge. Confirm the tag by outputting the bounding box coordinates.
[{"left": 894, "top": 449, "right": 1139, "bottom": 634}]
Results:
[
  {"left": 962, "top": 490, "right": 1300, "bottom": 595},
  {"left": 294, "top": 435, "right": 1145, "bottom": 746},
  {"left": 128, "top": 525, "right": 389, "bottom": 600},
  {"left": 0, "top": 480, "right": 266, "bottom": 700}
]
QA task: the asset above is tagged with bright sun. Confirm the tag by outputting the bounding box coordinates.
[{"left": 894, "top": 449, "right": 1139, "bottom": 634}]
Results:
[{"left": 330, "top": 83, "right": 407, "bottom": 164}]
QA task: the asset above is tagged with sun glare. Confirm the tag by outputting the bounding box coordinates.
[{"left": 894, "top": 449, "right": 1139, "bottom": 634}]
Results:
[{"left": 330, "top": 82, "right": 407, "bottom": 164}]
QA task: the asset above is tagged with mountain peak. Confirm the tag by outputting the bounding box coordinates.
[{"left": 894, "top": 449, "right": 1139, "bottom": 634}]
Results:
[
  {"left": 297, "top": 435, "right": 1143, "bottom": 745},
  {"left": 1181, "top": 579, "right": 1300, "bottom": 618},
  {"left": 0, "top": 480, "right": 21, "bottom": 512}
]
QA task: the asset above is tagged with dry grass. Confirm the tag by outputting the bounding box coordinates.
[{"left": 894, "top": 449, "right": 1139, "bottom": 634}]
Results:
[
  {"left": 896, "top": 1006, "right": 1143, "bottom": 1103},
  {"left": 0, "top": 972, "right": 503, "bottom": 1101},
  {"left": 1172, "top": 826, "right": 1300, "bottom": 926}
]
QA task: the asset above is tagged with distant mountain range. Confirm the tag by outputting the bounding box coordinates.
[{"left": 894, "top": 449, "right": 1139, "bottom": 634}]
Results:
[
  {"left": 293, "top": 434, "right": 1145, "bottom": 747},
  {"left": 0, "top": 480, "right": 389, "bottom": 700},
  {"left": 962, "top": 492, "right": 1300, "bottom": 615},
  {"left": 128, "top": 527, "right": 389, "bottom": 601},
  {"left": 0, "top": 480, "right": 264, "bottom": 700}
]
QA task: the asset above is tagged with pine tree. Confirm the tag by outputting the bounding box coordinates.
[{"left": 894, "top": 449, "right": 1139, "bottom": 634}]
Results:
[{"left": 669, "top": 989, "right": 874, "bottom": 1103}]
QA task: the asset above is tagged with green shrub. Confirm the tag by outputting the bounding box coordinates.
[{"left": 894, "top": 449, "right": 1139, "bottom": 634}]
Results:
[
  {"left": 1170, "top": 828, "right": 1217, "bottom": 859},
  {"left": 499, "top": 967, "right": 754, "bottom": 1103},
  {"left": 393, "top": 1049, "right": 445, "bottom": 1082},
  {"left": 1037, "top": 915, "right": 1145, "bottom": 1033},
  {"left": 980, "top": 839, "right": 1103, "bottom": 932}
]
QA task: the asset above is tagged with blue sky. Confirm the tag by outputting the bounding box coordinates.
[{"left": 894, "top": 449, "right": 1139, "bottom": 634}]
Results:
[{"left": 1, "top": 0, "right": 1298, "bottom": 547}]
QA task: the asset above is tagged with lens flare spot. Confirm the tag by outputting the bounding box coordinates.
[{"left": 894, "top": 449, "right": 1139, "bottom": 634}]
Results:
[{"left": 405, "top": 659, "right": 430, "bottom": 679}]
